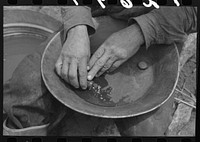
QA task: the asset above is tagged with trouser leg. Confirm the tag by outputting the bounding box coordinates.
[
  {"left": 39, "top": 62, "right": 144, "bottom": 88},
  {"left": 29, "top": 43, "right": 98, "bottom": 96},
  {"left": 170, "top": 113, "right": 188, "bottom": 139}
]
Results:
[
  {"left": 115, "top": 93, "right": 176, "bottom": 136},
  {"left": 3, "top": 16, "right": 125, "bottom": 136},
  {"left": 3, "top": 41, "right": 67, "bottom": 136}
]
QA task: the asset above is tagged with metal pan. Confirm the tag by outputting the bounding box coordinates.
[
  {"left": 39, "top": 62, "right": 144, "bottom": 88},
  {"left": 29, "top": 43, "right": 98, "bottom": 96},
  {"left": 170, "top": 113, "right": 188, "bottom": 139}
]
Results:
[
  {"left": 41, "top": 16, "right": 179, "bottom": 118},
  {"left": 3, "top": 10, "right": 62, "bottom": 83}
]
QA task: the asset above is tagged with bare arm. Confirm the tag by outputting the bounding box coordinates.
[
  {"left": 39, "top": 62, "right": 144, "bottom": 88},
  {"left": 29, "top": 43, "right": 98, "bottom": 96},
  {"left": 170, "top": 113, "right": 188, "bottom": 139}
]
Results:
[{"left": 55, "top": 6, "right": 95, "bottom": 89}]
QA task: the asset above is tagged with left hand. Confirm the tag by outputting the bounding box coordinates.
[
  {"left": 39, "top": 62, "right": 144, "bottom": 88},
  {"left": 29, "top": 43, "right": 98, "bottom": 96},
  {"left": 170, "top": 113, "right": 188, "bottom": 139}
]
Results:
[
  {"left": 87, "top": 23, "right": 145, "bottom": 80},
  {"left": 55, "top": 25, "right": 90, "bottom": 89}
]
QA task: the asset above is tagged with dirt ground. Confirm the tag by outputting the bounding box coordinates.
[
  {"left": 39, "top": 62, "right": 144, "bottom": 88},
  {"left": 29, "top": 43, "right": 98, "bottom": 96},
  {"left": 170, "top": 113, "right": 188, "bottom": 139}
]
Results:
[{"left": 3, "top": 6, "right": 197, "bottom": 136}]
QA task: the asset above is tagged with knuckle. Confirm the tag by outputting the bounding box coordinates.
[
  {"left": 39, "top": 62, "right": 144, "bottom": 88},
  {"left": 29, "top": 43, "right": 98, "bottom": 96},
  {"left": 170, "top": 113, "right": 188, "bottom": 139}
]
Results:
[
  {"left": 61, "top": 74, "right": 68, "bottom": 81},
  {"left": 115, "top": 50, "right": 128, "bottom": 58},
  {"left": 105, "top": 63, "right": 111, "bottom": 68},
  {"left": 72, "top": 56, "right": 79, "bottom": 61},
  {"left": 105, "top": 48, "right": 112, "bottom": 55},
  {"left": 95, "top": 52, "right": 101, "bottom": 58},
  {"left": 102, "top": 65, "right": 109, "bottom": 70},
  {"left": 97, "top": 60, "right": 104, "bottom": 66},
  {"left": 61, "top": 70, "right": 66, "bottom": 76},
  {"left": 121, "top": 51, "right": 128, "bottom": 58},
  {"left": 95, "top": 49, "right": 104, "bottom": 58},
  {"left": 109, "top": 46, "right": 119, "bottom": 55}
]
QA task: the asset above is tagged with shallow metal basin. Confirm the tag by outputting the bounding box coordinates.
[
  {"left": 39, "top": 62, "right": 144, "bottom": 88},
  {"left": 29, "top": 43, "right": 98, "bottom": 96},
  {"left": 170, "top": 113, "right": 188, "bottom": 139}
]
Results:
[
  {"left": 41, "top": 17, "right": 179, "bottom": 118},
  {"left": 3, "top": 10, "right": 61, "bottom": 83}
]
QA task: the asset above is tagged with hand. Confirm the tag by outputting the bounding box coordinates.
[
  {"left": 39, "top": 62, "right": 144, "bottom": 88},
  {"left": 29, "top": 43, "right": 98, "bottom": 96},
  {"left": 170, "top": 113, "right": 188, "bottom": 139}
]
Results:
[
  {"left": 87, "top": 24, "right": 144, "bottom": 80},
  {"left": 55, "top": 25, "right": 90, "bottom": 89}
]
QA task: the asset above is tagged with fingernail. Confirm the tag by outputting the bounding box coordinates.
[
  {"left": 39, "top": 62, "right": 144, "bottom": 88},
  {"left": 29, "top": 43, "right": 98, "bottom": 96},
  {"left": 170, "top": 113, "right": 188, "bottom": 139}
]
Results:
[
  {"left": 87, "top": 66, "right": 90, "bottom": 70},
  {"left": 87, "top": 75, "right": 92, "bottom": 80}
]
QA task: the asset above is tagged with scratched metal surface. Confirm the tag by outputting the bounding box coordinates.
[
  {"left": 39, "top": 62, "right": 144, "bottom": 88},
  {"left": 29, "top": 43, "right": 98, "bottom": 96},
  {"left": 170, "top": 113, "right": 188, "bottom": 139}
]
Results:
[
  {"left": 41, "top": 16, "right": 179, "bottom": 118},
  {"left": 3, "top": 10, "right": 62, "bottom": 83}
]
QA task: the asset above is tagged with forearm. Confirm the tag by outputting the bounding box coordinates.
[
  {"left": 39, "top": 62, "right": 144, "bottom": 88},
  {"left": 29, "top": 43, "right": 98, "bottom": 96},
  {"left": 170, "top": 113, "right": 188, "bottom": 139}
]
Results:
[
  {"left": 128, "top": 7, "right": 197, "bottom": 49},
  {"left": 63, "top": 25, "right": 89, "bottom": 50},
  {"left": 61, "top": 6, "right": 95, "bottom": 36},
  {"left": 67, "top": 25, "right": 88, "bottom": 36}
]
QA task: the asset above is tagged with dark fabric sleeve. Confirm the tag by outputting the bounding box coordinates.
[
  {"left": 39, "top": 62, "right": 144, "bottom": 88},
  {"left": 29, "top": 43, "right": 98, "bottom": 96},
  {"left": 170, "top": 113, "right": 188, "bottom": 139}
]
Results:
[
  {"left": 128, "top": 7, "right": 197, "bottom": 49},
  {"left": 107, "top": 6, "right": 155, "bottom": 21},
  {"left": 61, "top": 6, "right": 95, "bottom": 35}
]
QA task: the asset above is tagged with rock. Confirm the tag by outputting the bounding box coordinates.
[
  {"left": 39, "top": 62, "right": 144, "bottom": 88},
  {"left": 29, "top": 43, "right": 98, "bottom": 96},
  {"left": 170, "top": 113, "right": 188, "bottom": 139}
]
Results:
[
  {"left": 178, "top": 111, "right": 195, "bottom": 136},
  {"left": 165, "top": 103, "right": 194, "bottom": 136},
  {"left": 179, "top": 33, "right": 197, "bottom": 70}
]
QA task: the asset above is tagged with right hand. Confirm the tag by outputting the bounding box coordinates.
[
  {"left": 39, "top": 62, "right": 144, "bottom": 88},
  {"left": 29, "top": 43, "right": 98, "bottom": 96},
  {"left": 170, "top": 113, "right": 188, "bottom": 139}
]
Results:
[
  {"left": 87, "top": 23, "right": 144, "bottom": 80},
  {"left": 55, "top": 25, "right": 90, "bottom": 89}
]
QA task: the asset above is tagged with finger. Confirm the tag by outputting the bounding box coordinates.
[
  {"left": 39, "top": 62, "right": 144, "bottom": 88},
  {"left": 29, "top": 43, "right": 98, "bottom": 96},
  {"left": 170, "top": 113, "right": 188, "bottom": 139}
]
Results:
[
  {"left": 61, "top": 59, "right": 70, "bottom": 83},
  {"left": 55, "top": 57, "right": 62, "bottom": 76},
  {"left": 88, "top": 52, "right": 109, "bottom": 80},
  {"left": 88, "top": 48, "right": 105, "bottom": 70},
  {"left": 108, "top": 60, "right": 123, "bottom": 73},
  {"left": 68, "top": 59, "right": 79, "bottom": 88},
  {"left": 96, "top": 57, "right": 117, "bottom": 77},
  {"left": 78, "top": 58, "right": 88, "bottom": 90}
]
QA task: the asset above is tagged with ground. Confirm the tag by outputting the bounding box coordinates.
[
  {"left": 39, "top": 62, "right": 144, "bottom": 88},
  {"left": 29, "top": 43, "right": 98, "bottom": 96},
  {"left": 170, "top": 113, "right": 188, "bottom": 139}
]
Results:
[
  {"left": 166, "top": 44, "right": 196, "bottom": 136},
  {"left": 3, "top": 6, "right": 197, "bottom": 136}
]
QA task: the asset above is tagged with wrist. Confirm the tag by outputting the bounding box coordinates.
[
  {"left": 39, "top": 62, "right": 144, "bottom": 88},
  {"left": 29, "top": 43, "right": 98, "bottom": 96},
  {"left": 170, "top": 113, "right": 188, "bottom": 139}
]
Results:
[
  {"left": 67, "top": 25, "right": 88, "bottom": 36},
  {"left": 130, "top": 23, "right": 145, "bottom": 47},
  {"left": 62, "top": 25, "right": 90, "bottom": 51}
]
